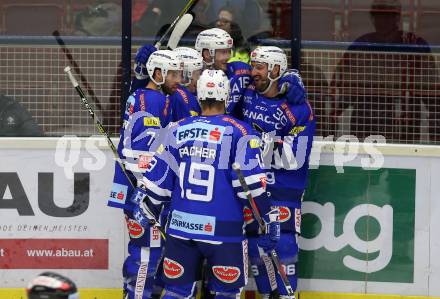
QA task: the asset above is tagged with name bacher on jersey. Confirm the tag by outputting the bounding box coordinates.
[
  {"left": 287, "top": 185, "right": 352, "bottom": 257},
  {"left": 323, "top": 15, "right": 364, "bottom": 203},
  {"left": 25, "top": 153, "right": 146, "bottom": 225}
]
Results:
[{"left": 146, "top": 115, "right": 265, "bottom": 243}]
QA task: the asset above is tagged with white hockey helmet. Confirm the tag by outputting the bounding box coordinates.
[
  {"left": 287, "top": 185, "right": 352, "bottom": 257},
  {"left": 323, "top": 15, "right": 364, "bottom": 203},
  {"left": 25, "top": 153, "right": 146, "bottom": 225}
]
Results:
[
  {"left": 146, "top": 50, "right": 183, "bottom": 85},
  {"left": 250, "top": 46, "right": 288, "bottom": 78},
  {"left": 173, "top": 47, "right": 203, "bottom": 86},
  {"left": 195, "top": 28, "right": 233, "bottom": 65},
  {"left": 250, "top": 46, "right": 288, "bottom": 94},
  {"left": 197, "top": 69, "right": 230, "bottom": 103}
]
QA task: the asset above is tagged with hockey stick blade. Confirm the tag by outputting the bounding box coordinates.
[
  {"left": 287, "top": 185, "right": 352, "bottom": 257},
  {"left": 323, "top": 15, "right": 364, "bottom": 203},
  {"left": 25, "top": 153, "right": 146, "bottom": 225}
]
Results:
[
  {"left": 154, "top": 0, "right": 199, "bottom": 48},
  {"left": 166, "top": 13, "right": 193, "bottom": 50}
]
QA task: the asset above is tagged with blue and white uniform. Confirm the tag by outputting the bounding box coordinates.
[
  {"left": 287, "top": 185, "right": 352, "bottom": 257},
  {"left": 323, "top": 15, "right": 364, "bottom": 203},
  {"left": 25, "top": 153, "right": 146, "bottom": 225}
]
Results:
[
  {"left": 241, "top": 86, "right": 316, "bottom": 296},
  {"left": 225, "top": 61, "right": 252, "bottom": 116},
  {"left": 108, "top": 87, "right": 172, "bottom": 299},
  {"left": 170, "top": 85, "right": 201, "bottom": 122},
  {"left": 140, "top": 114, "right": 271, "bottom": 299}
]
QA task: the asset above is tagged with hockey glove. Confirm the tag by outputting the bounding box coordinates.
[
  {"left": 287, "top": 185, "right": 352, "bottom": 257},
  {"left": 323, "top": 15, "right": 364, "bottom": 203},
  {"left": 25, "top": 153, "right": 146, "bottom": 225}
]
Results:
[
  {"left": 134, "top": 44, "right": 157, "bottom": 80},
  {"left": 257, "top": 208, "right": 281, "bottom": 254},
  {"left": 278, "top": 69, "right": 306, "bottom": 105},
  {"left": 132, "top": 200, "right": 161, "bottom": 228}
]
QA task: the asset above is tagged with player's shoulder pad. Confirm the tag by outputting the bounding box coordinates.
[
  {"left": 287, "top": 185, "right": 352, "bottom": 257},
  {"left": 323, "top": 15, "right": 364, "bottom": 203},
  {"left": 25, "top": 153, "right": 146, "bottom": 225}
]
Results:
[
  {"left": 174, "top": 115, "right": 194, "bottom": 126},
  {"left": 227, "top": 61, "right": 251, "bottom": 77},
  {"left": 280, "top": 99, "right": 315, "bottom": 126},
  {"left": 172, "top": 85, "right": 190, "bottom": 104},
  {"left": 220, "top": 115, "right": 253, "bottom": 137}
]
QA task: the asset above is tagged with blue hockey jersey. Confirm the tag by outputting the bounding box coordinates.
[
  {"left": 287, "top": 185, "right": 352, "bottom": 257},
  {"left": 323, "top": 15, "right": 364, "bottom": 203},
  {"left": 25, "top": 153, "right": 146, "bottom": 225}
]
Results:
[
  {"left": 241, "top": 86, "right": 316, "bottom": 234},
  {"left": 108, "top": 88, "right": 172, "bottom": 210},
  {"left": 140, "top": 115, "right": 271, "bottom": 243},
  {"left": 170, "top": 85, "right": 201, "bottom": 122},
  {"left": 225, "top": 61, "right": 252, "bottom": 115}
]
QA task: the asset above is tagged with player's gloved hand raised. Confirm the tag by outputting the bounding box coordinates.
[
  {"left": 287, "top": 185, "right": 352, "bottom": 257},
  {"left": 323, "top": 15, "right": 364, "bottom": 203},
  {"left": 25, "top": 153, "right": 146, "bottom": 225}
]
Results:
[
  {"left": 278, "top": 69, "right": 306, "bottom": 105},
  {"left": 133, "top": 44, "right": 157, "bottom": 80},
  {"left": 132, "top": 200, "right": 161, "bottom": 228},
  {"left": 257, "top": 208, "right": 281, "bottom": 254}
]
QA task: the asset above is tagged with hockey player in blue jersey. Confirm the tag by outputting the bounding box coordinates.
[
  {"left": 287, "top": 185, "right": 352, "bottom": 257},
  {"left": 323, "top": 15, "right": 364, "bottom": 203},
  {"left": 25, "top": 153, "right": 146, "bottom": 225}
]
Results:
[
  {"left": 194, "top": 28, "right": 306, "bottom": 119},
  {"left": 242, "top": 46, "right": 316, "bottom": 299},
  {"left": 170, "top": 47, "right": 203, "bottom": 121},
  {"left": 130, "top": 69, "right": 281, "bottom": 299},
  {"left": 194, "top": 28, "right": 252, "bottom": 116},
  {"left": 108, "top": 49, "right": 183, "bottom": 299}
]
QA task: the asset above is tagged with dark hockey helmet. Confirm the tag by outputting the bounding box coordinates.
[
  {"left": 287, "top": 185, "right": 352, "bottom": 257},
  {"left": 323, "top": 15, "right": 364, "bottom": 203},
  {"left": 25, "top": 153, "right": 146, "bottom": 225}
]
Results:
[
  {"left": 370, "top": 0, "right": 402, "bottom": 15},
  {"left": 27, "top": 272, "right": 79, "bottom": 299}
]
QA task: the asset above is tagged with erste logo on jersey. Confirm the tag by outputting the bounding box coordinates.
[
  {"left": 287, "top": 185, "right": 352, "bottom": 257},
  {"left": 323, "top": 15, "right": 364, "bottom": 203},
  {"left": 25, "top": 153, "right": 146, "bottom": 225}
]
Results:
[
  {"left": 212, "top": 266, "right": 241, "bottom": 283},
  {"left": 163, "top": 257, "right": 184, "bottom": 279},
  {"left": 108, "top": 183, "right": 128, "bottom": 204},
  {"left": 176, "top": 122, "right": 225, "bottom": 144},
  {"left": 169, "top": 210, "right": 216, "bottom": 236},
  {"left": 126, "top": 218, "right": 144, "bottom": 238}
]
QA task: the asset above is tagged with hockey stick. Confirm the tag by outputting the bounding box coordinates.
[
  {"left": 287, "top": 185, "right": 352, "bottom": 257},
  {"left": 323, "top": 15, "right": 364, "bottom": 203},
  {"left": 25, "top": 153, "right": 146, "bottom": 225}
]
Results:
[
  {"left": 53, "top": 30, "right": 102, "bottom": 111},
  {"left": 166, "top": 13, "right": 194, "bottom": 50},
  {"left": 232, "top": 163, "right": 296, "bottom": 299},
  {"left": 64, "top": 66, "right": 166, "bottom": 239},
  {"left": 154, "top": 0, "right": 199, "bottom": 48}
]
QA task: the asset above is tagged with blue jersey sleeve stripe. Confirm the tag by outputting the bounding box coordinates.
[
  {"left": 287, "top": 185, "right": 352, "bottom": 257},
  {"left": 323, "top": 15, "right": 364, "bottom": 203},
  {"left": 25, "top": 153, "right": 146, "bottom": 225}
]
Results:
[
  {"left": 142, "top": 177, "right": 172, "bottom": 197},
  {"left": 144, "top": 189, "right": 170, "bottom": 203},
  {"left": 232, "top": 173, "right": 264, "bottom": 188},
  {"left": 237, "top": 187, "right": 266, "bottom": 200},
  {"left": 144, "top": 191, "right": 167, "bottom": 205}
]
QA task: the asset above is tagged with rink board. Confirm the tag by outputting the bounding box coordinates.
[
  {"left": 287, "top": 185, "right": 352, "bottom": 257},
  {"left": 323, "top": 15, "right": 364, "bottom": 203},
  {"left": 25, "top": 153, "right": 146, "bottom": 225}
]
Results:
[{"left": 1, "top": 138, "right": 440, "bottom": 298}]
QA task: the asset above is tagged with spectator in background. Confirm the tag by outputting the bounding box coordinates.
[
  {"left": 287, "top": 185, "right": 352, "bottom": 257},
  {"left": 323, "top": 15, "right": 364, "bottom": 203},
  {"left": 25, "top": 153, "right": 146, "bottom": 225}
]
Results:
[
  {"left": 206, "top": 0, "right": 272, "bottom": 45},
  {"left": 73, "top": 1, "right": 121, "bottom": 36},
  {"left": 331, "top": 0, "right": 437, "bottom": 143},
  {"left": 133, "top": 0, "right": 187, "bottom": 37},
  {"left": 243, "top": 0, "right": 272, "bottom": 45},
  {"left": 215, "top": 6, "right": 251, "bottom": 64},
  {"left": 0, "top": 95, "right": 43, "bottom": 137},
  {"left": 27, "top": 272, "right": 78, "bottom": 299},
  {"left": 205, "top": 0, "right": 246, "bottom": 25},
  {"left": 152, "top": 1, "right": 209, "bottom": 41},
  {"left": 132, "top": 0, "right": 149, "bottom": 24}
]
